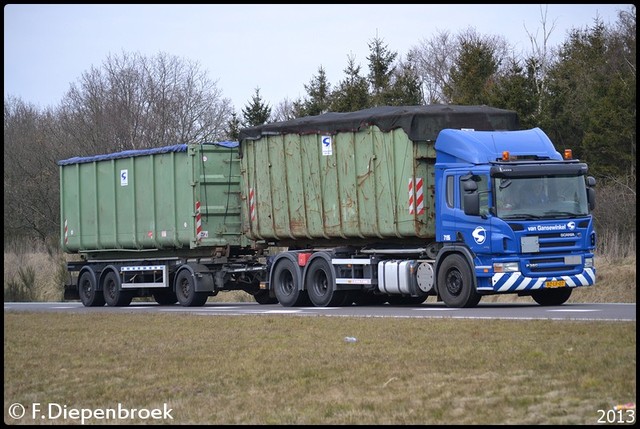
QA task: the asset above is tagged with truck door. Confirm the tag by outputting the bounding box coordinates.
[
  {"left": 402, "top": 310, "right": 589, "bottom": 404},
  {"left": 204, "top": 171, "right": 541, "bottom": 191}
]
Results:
[{"left": 458, "top": 173, "right": 492, "bottom": 255}]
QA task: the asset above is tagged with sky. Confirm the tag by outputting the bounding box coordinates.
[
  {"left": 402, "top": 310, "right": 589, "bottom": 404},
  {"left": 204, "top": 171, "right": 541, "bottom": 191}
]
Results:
[{"left": 3, "top": 4, "right": 631, "bottom": 112}]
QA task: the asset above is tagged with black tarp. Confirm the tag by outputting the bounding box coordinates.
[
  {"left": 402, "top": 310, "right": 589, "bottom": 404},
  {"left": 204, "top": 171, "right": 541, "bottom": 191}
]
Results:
[{"left": 238, "top": 105, "right": 520, "bottom": 142}]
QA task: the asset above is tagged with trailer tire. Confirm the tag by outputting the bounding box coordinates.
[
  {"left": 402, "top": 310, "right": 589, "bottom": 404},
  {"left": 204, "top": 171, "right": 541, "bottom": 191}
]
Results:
[
  {"left": 175, "top": 270, "right": 208, "bottom": 307},
  {"left": 252, "top": 290, "right": 278, "bottom": 305},
  {"left": 102, "top": 271, "right": 133, "bottom": 307},
  {"left": 78, "top": 270, "right": 105, "bottom": 307},
  {"left": 437, "top": 254, "right": 481, "bottom": 308},
  {"left": 272, "top": 258, "right": 310, "bottom": 307},
  {"left": 152, "top": 289, "right": 178, "bottom": 305},
  {"left": 305, "top": 257, "right": 346, "bottom": 307},
  {"left": 531, "top": 287, "right": 572, "bottom": 306}
]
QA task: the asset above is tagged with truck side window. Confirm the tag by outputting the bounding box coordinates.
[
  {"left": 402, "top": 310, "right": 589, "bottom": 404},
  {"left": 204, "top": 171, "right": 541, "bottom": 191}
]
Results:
[
  {"left": 477, "top": 176, "right": 489, "bottom": 216},
  {"left": 446, "top": 175, "right": 454, "bottom": 208},
  {"left": 460, "top": 174, "right": 489, "bottom": 216}
]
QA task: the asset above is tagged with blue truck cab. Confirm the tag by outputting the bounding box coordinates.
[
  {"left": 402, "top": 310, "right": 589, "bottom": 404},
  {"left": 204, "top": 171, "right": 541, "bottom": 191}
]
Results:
[{"left": 434, "top": 127, "right": 596, "bottom": 307}]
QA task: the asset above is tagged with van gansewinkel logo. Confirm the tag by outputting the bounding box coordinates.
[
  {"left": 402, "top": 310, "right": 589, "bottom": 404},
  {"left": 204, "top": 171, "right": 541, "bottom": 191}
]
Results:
[{"left": 472, "top": 226, "right": 486, "bottom": 244}]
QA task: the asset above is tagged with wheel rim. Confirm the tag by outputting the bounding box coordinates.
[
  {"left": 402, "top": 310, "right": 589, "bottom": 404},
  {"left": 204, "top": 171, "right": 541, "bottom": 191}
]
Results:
[
  {"left": 446, "top": 269, "right": 463, "bottom": 296},
  {"left": 311, "top": 270, "right": 329, "bottom": 298},
  {"left": 105, "top": 277, "right": 117, "bottom": 301},
  {"left": 79, "top": 276, "right": 93, "bottom": 300},
  {"left": 278, "top": 270, "right": 294, "bottom": 296},
  {"left": 178, "top": 275, "right": 191, "bottom": 300}
]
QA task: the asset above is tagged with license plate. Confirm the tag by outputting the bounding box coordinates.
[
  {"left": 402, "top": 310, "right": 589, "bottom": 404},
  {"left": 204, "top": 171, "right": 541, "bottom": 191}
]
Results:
[{"left": 545, "top": 280, "right": 566, "bottom": 288}]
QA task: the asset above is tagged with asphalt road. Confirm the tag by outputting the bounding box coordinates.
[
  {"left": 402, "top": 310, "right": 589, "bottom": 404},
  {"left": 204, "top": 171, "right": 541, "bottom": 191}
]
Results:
[{"left": 4, "top": 301, "right": 635, "bottom": 322}]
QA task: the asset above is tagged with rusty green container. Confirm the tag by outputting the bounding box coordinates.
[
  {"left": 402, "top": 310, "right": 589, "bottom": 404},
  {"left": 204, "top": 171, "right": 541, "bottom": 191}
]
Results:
[
  {"left": 238, "top": 105, "right": 518, "bottom": 246},
  {"left": 58, "top": 142, "right": 245, "bottom": 256}
]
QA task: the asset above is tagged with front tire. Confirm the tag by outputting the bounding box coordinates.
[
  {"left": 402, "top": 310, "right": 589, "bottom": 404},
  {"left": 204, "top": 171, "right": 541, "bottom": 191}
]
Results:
[
  {"left": 437, "top": 254, "right": 481, "bottom": 308},
  {"left": 175, "top": 269, "right": 208, "bottom": 307},
  {"left": 531, "top": 287, "right": 572, "bottom": 306}
]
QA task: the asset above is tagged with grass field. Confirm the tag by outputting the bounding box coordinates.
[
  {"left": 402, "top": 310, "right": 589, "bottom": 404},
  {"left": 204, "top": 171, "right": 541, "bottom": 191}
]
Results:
[
  {"left": 3, "top": 248, "right": 636, "bottom": 424},
  {"left": 3, "top": 312, "right": 636, "bottom": 425}
]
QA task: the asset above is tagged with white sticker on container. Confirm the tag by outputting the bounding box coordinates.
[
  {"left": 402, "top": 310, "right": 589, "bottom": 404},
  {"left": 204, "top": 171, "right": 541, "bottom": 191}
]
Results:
[
  {"left": 120, "top": 169, "right": 128, "bottom": 186},
  {"left": 322, "top": 136, "right": 333, "bottom": 156}
]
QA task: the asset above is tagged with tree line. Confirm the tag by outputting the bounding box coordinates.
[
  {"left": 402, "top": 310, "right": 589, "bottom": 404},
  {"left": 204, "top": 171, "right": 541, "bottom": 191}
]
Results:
[{"left": 3, "top": 5, "right": 635, "bottom": 252}]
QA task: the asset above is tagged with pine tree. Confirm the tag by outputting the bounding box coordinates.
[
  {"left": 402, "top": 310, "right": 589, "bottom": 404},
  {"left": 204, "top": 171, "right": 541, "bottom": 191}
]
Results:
[
  {"left": 301, "top": 66, "right": 332, "bottom": 116},
  {"left": 241, "top": 87, "right": 272, "bottom": 126},
  {"left": 367, "top": 35, "right": 397, "bottom": 106},
  {"left": 330, "top": 55, "right": 370, "bottom": 112}
]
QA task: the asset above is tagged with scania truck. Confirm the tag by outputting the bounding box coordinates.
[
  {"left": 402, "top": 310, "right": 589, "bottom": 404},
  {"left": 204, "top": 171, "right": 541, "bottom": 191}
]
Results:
[{"left": 60, "top": 105, "right": 596, "bottom": 308}]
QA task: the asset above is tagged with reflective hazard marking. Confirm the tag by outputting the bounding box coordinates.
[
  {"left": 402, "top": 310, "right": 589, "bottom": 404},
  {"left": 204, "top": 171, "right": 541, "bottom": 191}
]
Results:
[
  {"left": 249, "top": 188, "right": 256, "bottom": 221},
  {"left": 64, "top": 219, "right": 68, "bottom": 244},
  {"left": 195, "top": 201, "right": 203, "bottom": 240},
  {"left": 408, "top": 178, "right": 425, "bottom": 215}
]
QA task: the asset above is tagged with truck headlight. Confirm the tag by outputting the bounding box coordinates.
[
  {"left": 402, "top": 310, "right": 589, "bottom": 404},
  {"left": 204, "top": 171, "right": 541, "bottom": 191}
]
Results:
[
  {"left": 584, "top": 257, "right": 594, "bottom": 268},
  {"left": 493, "top": 262, "right": 519, "bottom": 273}
]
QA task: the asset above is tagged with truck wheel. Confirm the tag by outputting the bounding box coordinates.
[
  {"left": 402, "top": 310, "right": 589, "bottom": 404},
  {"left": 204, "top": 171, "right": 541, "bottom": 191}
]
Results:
[
  {"left": 252, "top": 290, "right": 278, "bottom": 305},
  {"left": 387, "top": 294, "right": 428, "bottom": 306},
  {"left": 175, "top": 270, "right": 208, "bottom": 307},
  {"left": 102, "top": 271, "right": 133, "bottom": 307},
  {"left": 531, "top": 287, "right": 572, "bottom": 306},
  {"left": 437, "top": 254, "right": 481, "bottom": 308},
  {"left": 352, "top": 291, "right": 389, "bottom": 306},
  {"left": 305, "top": 257, "right": 345, "bottom": 307},
  {"left": 272, "top": 258, "right": 310, "bottom": 307},
  {"left": 152, "top": 289, "right": 178, "bottom": 305},
  {"left": 78, "top": 271, "right": 105, "bottom": 307}
]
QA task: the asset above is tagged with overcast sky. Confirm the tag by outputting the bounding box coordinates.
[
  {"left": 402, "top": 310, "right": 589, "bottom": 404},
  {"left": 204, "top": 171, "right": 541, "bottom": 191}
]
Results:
[{"left": 3, "top": 4, "right": 630, "bottom": 112}]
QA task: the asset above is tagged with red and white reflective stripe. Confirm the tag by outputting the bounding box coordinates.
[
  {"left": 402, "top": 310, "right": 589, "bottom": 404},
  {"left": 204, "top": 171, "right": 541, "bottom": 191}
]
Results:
[
  {"left": 195, "top": 201, "right": 202, "bottom": 239},
  {"left": 249, "top": 188, "right": 256, "bottom": 222},
  {"left": 64, "top": 219, "right": 68, "bottom": 244},
  {"left": 408, "top": 178, "right": 425, "bottom": 215}
]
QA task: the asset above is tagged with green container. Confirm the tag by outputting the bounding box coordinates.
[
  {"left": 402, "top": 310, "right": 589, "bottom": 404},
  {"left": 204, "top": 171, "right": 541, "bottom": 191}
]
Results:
[
  {"left": 240, "top": 126, "right": 436, "bottom": 245},
  {"left": 239, "top": 105, "right": 518, "bottom": 246},
  {"left": 58, "top": 142, "right": 245, "bottom": 256}
]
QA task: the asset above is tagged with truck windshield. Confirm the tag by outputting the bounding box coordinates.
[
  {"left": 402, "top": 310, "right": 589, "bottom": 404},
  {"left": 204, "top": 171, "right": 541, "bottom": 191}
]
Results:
[{"left": 494, "top": 176, "right": 590, "bottom": 219}]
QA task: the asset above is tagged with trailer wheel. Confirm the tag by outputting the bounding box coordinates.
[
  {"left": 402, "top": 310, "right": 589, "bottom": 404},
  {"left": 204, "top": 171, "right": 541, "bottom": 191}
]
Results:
[
  {"left": 531, "top": 287, "right": 572, "bottom": 306},
  {"left": 437, "top": 254, "right": 481, "bottom": 308},
  {"left": 152, "top": 289, "right": 178, "bottom": 305},
  {"left": 102, "top": 271, "right": 133, "bottom": 307},
  {"left": 305, "top": 257, "right": 345, "bottom": 307},
  {"left": 175, "top": 270, "right": 208, "bottom": 307},
  {"left": 252, "top": 290, "right": 278, "bottom": 305},
  {"left": 272, "top": 258, "right": 310, "bottom": 307},
  {"left": 78, "top": 271, "right": 105, "bottom": 307}
]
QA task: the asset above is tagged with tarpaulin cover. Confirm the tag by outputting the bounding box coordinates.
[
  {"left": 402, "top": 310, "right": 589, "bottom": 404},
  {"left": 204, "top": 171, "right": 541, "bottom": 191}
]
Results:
[
  {"left": 238, "top": 105, "right": 519, "bottom": 142},
  {"left": 57, "top": 141, "right": 238, "bottom": 165}
]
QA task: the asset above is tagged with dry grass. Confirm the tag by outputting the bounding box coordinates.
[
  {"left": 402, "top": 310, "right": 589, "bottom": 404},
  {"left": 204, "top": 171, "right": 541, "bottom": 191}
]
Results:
[{"left": 3, "top": 312, "right": 636, "bottom": 425}]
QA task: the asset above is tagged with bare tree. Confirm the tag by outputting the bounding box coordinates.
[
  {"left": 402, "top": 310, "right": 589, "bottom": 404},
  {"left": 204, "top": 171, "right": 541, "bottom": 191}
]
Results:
[
  {"left": 408, "top": 30, "right": 456, "bottom": 104},
  {"left": 523, "top": 4, "right": 558, "bottom": 115},
  {"left": 4, "top": 97, "right": 63, "bottom": 247},
  {"left": 271, "top": 97, "right": 304, "bottom": 122},
  {"left": 58, "top": 51, "right": 233, "bottom": 155}
]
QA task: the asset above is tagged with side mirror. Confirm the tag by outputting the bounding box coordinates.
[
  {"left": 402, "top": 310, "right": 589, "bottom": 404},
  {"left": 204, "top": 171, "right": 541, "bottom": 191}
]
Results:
[
  {"left": 461, "top": 175, "right": 480, "bottom": 216},
  {"left": 586, "top": 176, "right": 596, "bottom": 211}
]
